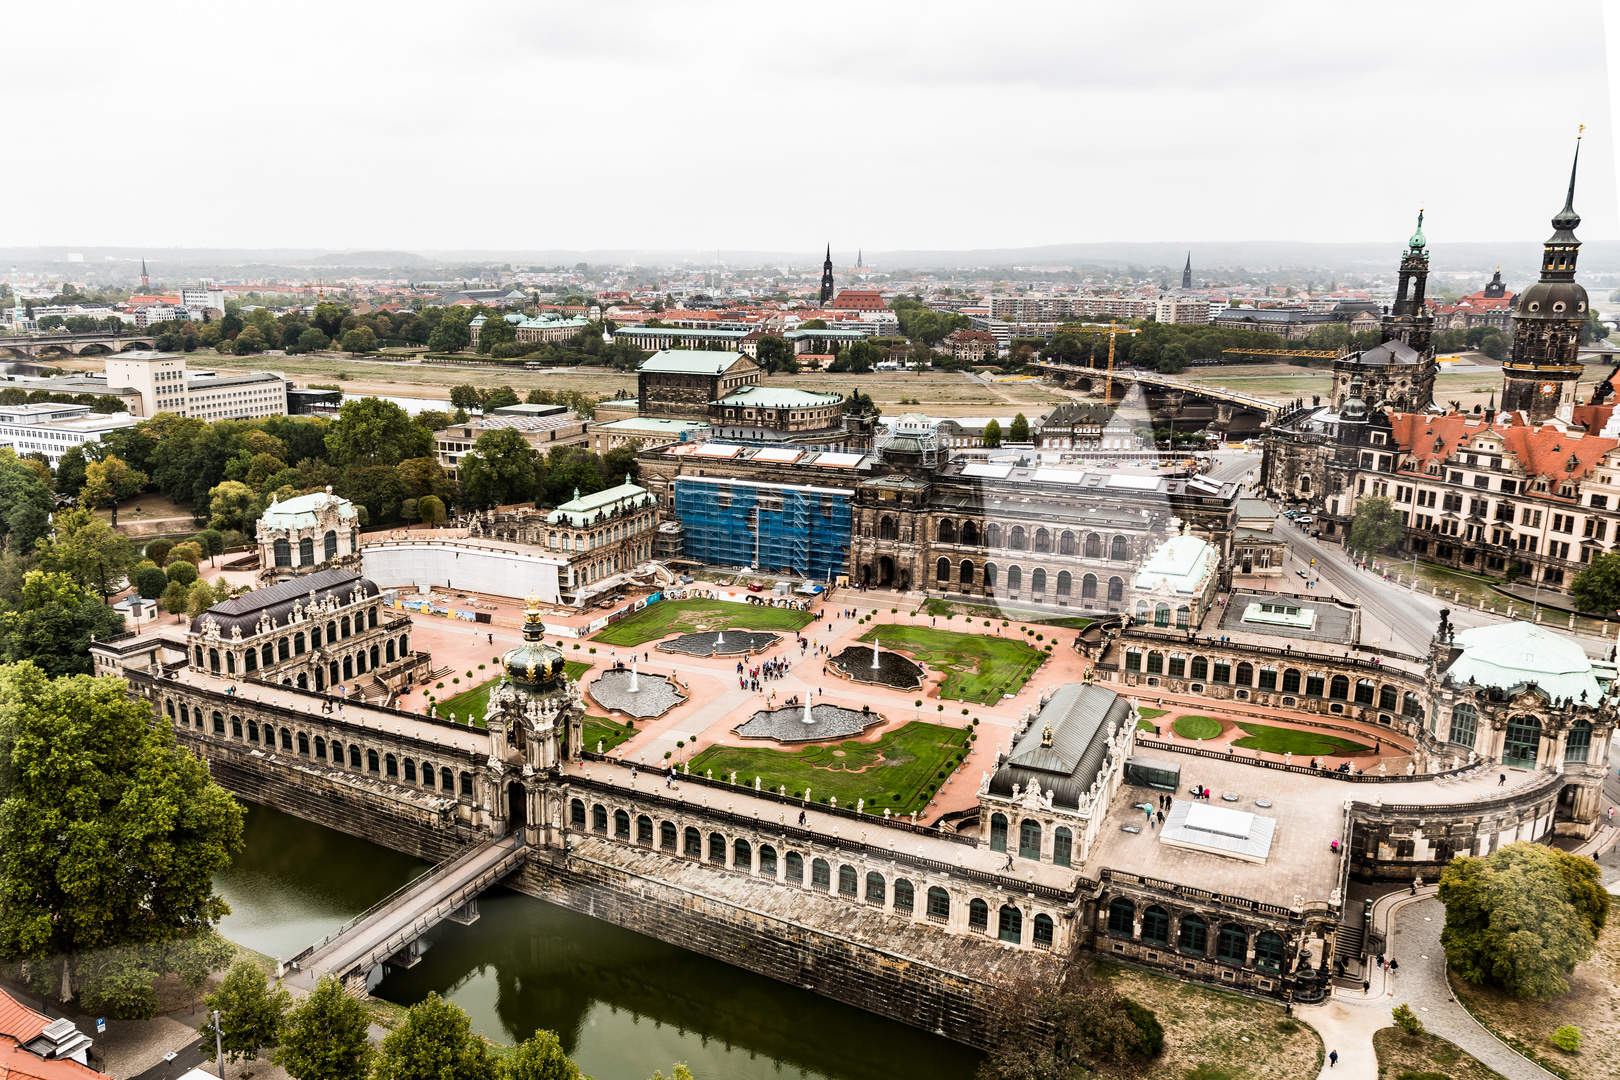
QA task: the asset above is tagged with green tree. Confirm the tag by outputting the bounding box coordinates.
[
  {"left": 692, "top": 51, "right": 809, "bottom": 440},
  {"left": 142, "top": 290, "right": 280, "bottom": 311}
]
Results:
[
  {"left": 233, "top": 327, "right": 267, "bottom": 355},
  {"left": 134, "top": 566, "right": 169, "bottom": 600},
  {"left": 208, "top": 480, "right": 263, "bottom": 533},
  {"left": 339, "top": 326, "right": 377, "bottom": 355},
  {"left": 1349, "top": 495, "right": 1404, "bottom": 553},
  {"left": 1391, "top": 1003, "right": 1425, "bottom": 1036},
  {"left": 326, "top": 399, "right": 430, "bottom": 468},
  {"left": 35, "top": 507, "right": 134, "bottom": 601},
  {"left": 1581, "top": 313, "right": 1609, "bottom": 345},
  {"left": 0, "top": 666, "right": 244, "bottom": 993},
  {"left": 168, "top": 541, "right": 203, "bottom": 566},
  {"left": 982, "top": 419, "right": 1002, "bottom": 448},
  {"left": 0, "top": 571, "right": 125, "bottom": 676},
  {"left": 449, "top": 385, "right": 483, "bottom": 411},
  {"left": 498, "top": 1030, "right": 578, "bottom": 1080},
  {"left": 194, "top": 529, "right": 226, "bottom": 566},
  {"left": 1008, "top": 413, "right": 1030, "bottom": 442},
  {"left": 162, "top": 578, "right": 192, "bottom": 619},
  {"left": 1570, "top": 550, "right": 1620, "bottom": 613},
  {"left": 201, "top": 960, "right": 291, "bottom": 1076},
  {"left": 417, "top": 495, "right": 447, "bottom": 527},
  {"left": 166, "top": 559, "right": 199, "bottom": 587},
  {"left": 428, "top": 311, "right": 473, "bottom": 353},
  {"left": 77, "top": 930, "right": 234, "bottom": 1021},
  {"left": 647, "top": 1067, "right": 694, "bottom": 1080},
  {"left": 372, "top": 993, "right": 497, "bottom": 1080},
  {"left": 187, "top": 579, "right": 219, "bottom": 618},
  {"left": 481, "top": 386, "right": 521, "bottom": 411},
  {"left": 755, "top": 335, "right": 798, "bottom": 374},
  {"left": 1440, "top": 842, "right": 1610, "bottom": 1000},
  {"left": 0, "top": 448, "right": 55, "bottom": 554},
  {"left": 477, "top": 317, "right": 517, "bottom": 355},
  {"left": 1156, "top": 342, "right": 1189, "bottom": 374},
  {"left": 145, "top": 538, "right": 174, "bottom": 566},
  {"left": 55, "top": 444, "right": 90, "bottom": 496},
  {"left": 273, "top": 975, "right": 373, "bottom": 1080},
  {"left": 459, "top": 429, "right": 537, "bottom": 509},
  {"left": 296, "top": 328, "right": 331, "bottom": 353}
]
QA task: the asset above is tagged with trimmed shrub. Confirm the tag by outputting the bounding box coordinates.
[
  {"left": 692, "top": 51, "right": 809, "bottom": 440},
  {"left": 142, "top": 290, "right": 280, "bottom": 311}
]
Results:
[
  {"left": 1552, "top": 1025, "right": 1581, "bottom": 1052},
  {"left": 1392, "top": 1004, "right": 1425, "bottom": 1037},
  {"left": 166, "top": 560, "right": 198, "bottom": 587}
]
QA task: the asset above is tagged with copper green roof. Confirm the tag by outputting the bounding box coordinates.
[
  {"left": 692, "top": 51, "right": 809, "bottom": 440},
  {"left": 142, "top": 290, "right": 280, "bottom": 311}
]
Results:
[{"left": 637, "top": 350, "right": 752, "bottom": 374}]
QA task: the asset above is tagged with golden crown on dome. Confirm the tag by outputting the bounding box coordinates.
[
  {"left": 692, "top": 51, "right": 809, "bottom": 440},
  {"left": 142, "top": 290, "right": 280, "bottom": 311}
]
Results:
[{"left": 502, "top": 592, "right": 565, "bottom": 691}]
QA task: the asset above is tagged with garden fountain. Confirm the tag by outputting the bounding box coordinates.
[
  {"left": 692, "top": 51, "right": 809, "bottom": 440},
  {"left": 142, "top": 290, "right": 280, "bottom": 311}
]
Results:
[
  {"left": 589, "top": 666, "right": 686, "bottom": 719},
  {"left": 735, "top": 700, "right": 880, "bottom": 743},
  {"left": 828, "top": 643, "right": 924, "bottom": 691},
  {"left": 659, "top": 630, "right": 780, "bottom": 658}
]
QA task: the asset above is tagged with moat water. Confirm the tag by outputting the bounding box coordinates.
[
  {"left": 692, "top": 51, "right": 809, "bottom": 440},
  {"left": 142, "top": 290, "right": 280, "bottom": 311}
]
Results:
[{"left": 215, "top": 803, "right": 980, "bottom": 1080}]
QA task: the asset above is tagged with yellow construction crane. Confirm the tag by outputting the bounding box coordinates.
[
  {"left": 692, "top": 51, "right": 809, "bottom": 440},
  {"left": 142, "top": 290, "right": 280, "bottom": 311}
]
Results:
[
  {"left": 1052, "top": 322, "right": 1142, "bottom": 401},
  {"left": 1219, "top": 347, "right": 1337, "bottom": 360}
]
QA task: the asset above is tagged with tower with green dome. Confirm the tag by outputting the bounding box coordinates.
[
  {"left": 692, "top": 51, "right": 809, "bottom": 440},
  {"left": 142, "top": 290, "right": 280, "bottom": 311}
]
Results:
[{"left": 1382, "top": 209, "right": 1434, "bottom": 356}]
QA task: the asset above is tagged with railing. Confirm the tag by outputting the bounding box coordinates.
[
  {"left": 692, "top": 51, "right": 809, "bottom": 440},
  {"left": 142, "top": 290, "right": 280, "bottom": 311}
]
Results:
[
  {"left": 565, "top": 772, "right": 1077, "bottom": 902},
  {"left": 1098, "top": 869, "right": 1310, "bottom": 920},
  {"left": 1133, "top": 738, "right": 1468, "bottom": 785},
  {"left": 1376, "top": 768, "right": 1565, "bottom": 813}
]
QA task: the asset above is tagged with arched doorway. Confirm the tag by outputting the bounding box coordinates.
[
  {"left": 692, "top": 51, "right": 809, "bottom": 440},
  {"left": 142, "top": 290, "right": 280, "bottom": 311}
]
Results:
[
  {"left": 507, "top": 782, "right": 527, "bottom": 831},
  {"left": 879, "top": 556, "right": 895, "bottom": 586}
]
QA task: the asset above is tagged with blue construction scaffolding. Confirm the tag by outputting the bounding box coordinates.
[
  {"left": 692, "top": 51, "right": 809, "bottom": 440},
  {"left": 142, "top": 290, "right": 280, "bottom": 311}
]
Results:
[{"left": 673, "top": 477, "right": 852, "bottom": 580}]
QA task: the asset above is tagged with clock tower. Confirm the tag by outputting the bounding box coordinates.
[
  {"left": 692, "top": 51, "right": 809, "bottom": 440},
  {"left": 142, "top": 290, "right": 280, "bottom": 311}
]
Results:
[
  {"left": 1501, "top": 137, "right": 1589, "bottom": 423},
  {"left": 819, "top": 244, "right": 835, "bottom": 304}
]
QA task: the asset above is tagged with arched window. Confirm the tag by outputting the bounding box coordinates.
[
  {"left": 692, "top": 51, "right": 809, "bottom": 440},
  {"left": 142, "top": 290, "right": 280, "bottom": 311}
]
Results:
[
  {"left": 1053, "top": 827, "right": 1073, "bottom": 867},
  {"left": 1504, "top": 715, "right": 1542, "bottom": 768},
  {"left": 938, "top": 520, "right": 956, "bottom": 544},
  {"left": 1235, "top": 661, "right": 1253, "bottom": 686},
  {"left": 274, "top": 538, "right": 291, "bottom": 567},
  {"left": 759, "top": 844, "right": 777, "bottom": 874},
  {"left": 296, "top": 672, "right": 307, "bottom": 690},
  {"left": 1031, "top": 568, "right": 1046, "bottom": 594},
  {"left": 990, "top": 812, "right": 1009, "bottom": 852},
  {"left": 1380, "top": 685, "right": 1398, "bottom": 711},
  {"left": 1034, "top": 528, "right": 1050, "bottom": 553},
  {"left": 998, "top": 904, "right": 1023, "bottom": 943},
  {"left": 368, "top": 607, "right": 378, "bottom": 630},
  {"left": 324, "top": 530, "right": 338, "bottom": 561},
  {"left": 261, "top": 643, "right": 274, "bottom": 668},
  {"left": 1033, "top": 913, "right": 1054, "bottom": 949},
  {"left": 894, "top": 878, "right": 915, "bottom": 912},
  {"left": 1108, "top": 576, "right": 1124, "bottom": 602},
  {"left": 961, "top": 521, "right": 979, "bottom": 546},
  {"left": 986, "top": 523, "right": 1001, "bottom": 548},
  {"left": 1282, "top": 668, "right": 1301, "bottom": 693},
  {"left": 927, "top": 886, "right": 950, "bottom": 921},
  {"left": 442, "top": 767, "right": 453, "bottom": 790},
  {"left": 299, "top": 537, "right": 314, "bottom": 566},
  {"left": 811, "top": 858, "right": 831, "bottom": 890},
  {"left": 592, "top": 805, "right": 608, "bottom": 833},
  {"left": 960, "top": 560, "right": 975, "bottom": 586},
  {"left": 343, "top": 656, "right": 353, "bottom": 680},
  {"left": 1111, "top": 535, "right": 1129, "bottom": 560},
  {"left": 329, "top": 739, "right": 342, "bottom": 764},
  {"left": 661, "top": 821, "right": 677, "bottom": 850},
  {"left": 1060, "top": 531, "right": 1077, "bottom": 555},
  {"left": 421, "top": 760, "right": 435, "bottom": 787},
  {"left": 1168, "top": 653, "right": 1186, "bottom": 678},
  {"left": 226, "top": 652, "right": 236, "bottom": 674},
  {"left": 1217, "top": 924, "right": 1247, "bottom": 963},
  {"left": 1019, "top": 819, "right": 1042, "bottom": 860},
  {"left": 684, "top": 826, "right": 702, "bottom": 857},
  {"left": 1257, "top": 666, "right": 1277, "bottom": 691},
  {"left": 637, "top": 815, "right": 653, "bottom": 845},
  {"left": 386, "top": 640, "right": 396, "bottom": 663},
  {"left": 208, "top": 648, "right": 220, "bottom": 674},
  {"left": 1254, "top": 931, "right": 1286, "bottom": 970},
  {"left": 1085, "top": 533, "right": 1102, "bottom": 558},
  {"left": 1154, "top": 603, "right": 1170, "bottom": 627},
  {"left": 879, "top": 517, "right": 897, "bottom": 541},
  {"left": 1141, "top": 905, "right": 1170, "bottom": 944},
  {"left": 1403, "top": 692, "right": 1424, "bottom": 720},
  {"left": 984, "top": 563, "right": 998, "bottom": 588},
  {"left": 786, "top": 850, "right": 805, "bottom": 883},
  {"left": 1107, "top": 897, "right": 1134, "bottom": 935},
  {"left": 314, "top": 736, "right": 326, "bottom": 759},
  {"left": 1190, "top": 655, "right": 1208, "bottom": 680},
  {"left": 341, "top": 616, "right": 351, "bottom": 638},
  {"left": 937, "top": 557, "right": 950, "bottom": 584},
  {"left": 297, "top": 732, "right": 310, "bottom": 756},
  {"left": 570, "top": 799, "right": 587, "bottom": 827},
  {"left": 370, "top": 645, "right": 379, "bottom": 670},
  {"left": 367, "top": 749, "right": 380, "bottom": 773},
  {"left": 1212, "top": 658, "right": 1230, "bottom": 683},
  {"left": 614, "top": 809, "right": 630, "bottom": 839},
  {"left": 1178, "top": 914, "right": 1208, "bottom": 954},
  {"left": 404, "top": 759, "right": 416, "bottom": 782},
  {"left": 968, "top": 899, "right": 989, "bottom": 932},
  {"left": 1007, "top": 565, "right": 1022, "bottom": 593},
  {"left": 865, "top": 871, "right": 885, "bottom": 904},
  {"left": 400, "top": 633, "right": 409, "bottom": 657},
  {"left": 838, "top": 864, "right": 858, "bottom": 896},
  {"left": 1355, "top": 679, "right": 1375, "bottom": 705},
  {"left": 1175, "top": 605, "right": 1190, "bottom": 629},
  {"left": 384, "top": 753, "right": 397, "bottom": 778},
  {"left": 1329, "top": 674, "right": 1349, "bottom": 700},
  {"left": 1125, "top": 647, "right": 1142, "bottom": 672},
  {"left": 708, "top": 833, "right": 726, "bottom": 864},
  {"left": 1010, "top": 526, "right": 1026, "bottom": 550},
  {"left": 1566, "top": 717, "right": 1592, "bottom": 763},
  {"left": 1081, "top": 573, "right": 1097, "bottom": 599},
  {"left": 1057, "top": 570, "right": 1072, "bottom": 597},
  {"left": 244, "top": 649, "right": 257, "bottom": 673},
  {"left": 1136, "top": 601, "right": 1149, "bottom": 623},
  {"left": 734, "top": 838, "right": 751, "bottom": 867},
  {"left": 1147, "top": 651, "right": 1164, "bottom": 675}
]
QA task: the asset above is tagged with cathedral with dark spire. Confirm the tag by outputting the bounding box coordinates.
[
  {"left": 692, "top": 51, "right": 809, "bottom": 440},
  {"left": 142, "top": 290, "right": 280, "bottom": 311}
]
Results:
[
  {"left": 819, "top": 244, "right": 834, "bottom": 304},
  {"left": 1180, "top": 253, "right": 1192, "bottom": 290},
  {"left": 140, "top": 258, "right": 148, "bottom": 291},
  {"left": 1500, "top": 136, "right": 1589, "bottom": 422}
]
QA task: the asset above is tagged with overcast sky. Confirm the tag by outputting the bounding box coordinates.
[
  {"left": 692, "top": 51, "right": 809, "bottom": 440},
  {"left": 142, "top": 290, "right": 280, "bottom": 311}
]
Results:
[{"left": 14, "top": 0, "right": 1620, "bottom": 256}]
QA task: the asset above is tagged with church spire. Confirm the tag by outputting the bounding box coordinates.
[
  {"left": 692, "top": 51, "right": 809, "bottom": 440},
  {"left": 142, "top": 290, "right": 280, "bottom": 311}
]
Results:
[
  {"left": 1180, "top": 253, "right": 1192, "bottom": 290},
  {"left": 140, "top": 257, "right": 149, "bottom": 291},
  {"left": 819, "top": 243, "right": 835, "bottom": 304},
  {"left": 1553, "top": 129, "right": 1582, "bottom": 233}
]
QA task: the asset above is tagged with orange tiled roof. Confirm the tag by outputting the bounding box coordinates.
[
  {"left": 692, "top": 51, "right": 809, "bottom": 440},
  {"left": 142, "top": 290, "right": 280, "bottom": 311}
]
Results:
[
  {"left": 1388, "top": 410, "right": 1618, "bottom": 483},
  {"left": 0, "top": 989, "right": 108, "bottom": 1080}
]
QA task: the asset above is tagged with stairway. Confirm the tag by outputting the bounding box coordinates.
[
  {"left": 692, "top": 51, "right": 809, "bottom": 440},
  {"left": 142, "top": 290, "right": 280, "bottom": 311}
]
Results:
[{"left": 1334, "top": 921, "right": 1365, "bottom": 963}]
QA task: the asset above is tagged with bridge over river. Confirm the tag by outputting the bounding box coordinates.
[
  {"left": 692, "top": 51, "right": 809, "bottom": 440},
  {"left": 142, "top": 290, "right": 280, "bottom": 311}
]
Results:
[
  {"left": 1029, "top": 361, "right": 1283, "bottom": 429},
  {"left": 0, "top": 331, "right": 157, "bottom": 356}
]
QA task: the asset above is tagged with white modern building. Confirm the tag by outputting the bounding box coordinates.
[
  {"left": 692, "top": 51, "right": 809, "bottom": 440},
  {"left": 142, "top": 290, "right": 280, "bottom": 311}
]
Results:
[
  {"left": 103, "top": 351, "right": 286, "bottom": 420},
  {"left": 0, "top": 403, "right": 138, "bottom": 467}
]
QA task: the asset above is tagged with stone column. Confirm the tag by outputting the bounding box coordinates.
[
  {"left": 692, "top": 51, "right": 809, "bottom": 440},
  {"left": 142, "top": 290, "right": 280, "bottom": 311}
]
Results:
[{"left": 1553, "top": 730, "right": 1569, "bottom": 772}]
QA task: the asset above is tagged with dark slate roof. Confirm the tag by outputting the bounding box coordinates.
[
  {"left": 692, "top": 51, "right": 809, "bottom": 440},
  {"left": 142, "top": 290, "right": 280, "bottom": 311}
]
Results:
[
  {"left": 192, "top": 568, "right": 378, "bottom": 636},
  {"left": 988, "top": 683, "right": 1132, "bottom": 810},
  {"left": 1355, "top": 340, "right": 1423, "bottom": 367}
]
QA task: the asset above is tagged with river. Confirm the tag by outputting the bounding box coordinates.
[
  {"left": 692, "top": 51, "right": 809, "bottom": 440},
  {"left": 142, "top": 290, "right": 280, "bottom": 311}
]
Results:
[{"left": 214, "top": 803, "right": 981, "bottom": 1080}]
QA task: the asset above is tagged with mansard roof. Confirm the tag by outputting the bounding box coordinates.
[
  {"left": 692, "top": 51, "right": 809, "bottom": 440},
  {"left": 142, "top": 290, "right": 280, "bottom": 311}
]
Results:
[
  {"left": 988, "top": 683, "right": 1132, "bottom": 810},
  {"left": 1387, "top": 410, "right": 1619, "bottom": 482},
  {"left": 191, "top": 568, "right": 379, "bottom": 636}
]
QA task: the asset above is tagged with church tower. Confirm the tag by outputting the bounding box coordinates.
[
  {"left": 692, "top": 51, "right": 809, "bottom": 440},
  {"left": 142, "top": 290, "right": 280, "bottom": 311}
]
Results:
[
  {"left": 1501, "top": 137, "right": 1588, "bottom": 422},
  {"left": 1181, "top": 253, "right": 1192, "bottom": 290},
  {"left": 819, "top": 244, "right": 834, "bottom": 304},
  {"left": 140, "top": 258, "right": 149, "bottom": 291},
  {"left": 1382, "top": 211, "right": 1434, "bottom": 355}
]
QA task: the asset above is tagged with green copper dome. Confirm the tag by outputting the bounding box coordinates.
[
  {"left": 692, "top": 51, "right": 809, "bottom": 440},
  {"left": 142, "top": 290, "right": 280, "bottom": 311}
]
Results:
[
  {"left": 1408, "top": 209, "right": 1426, "bottom": 251},
  {"left": 502, "top": 595, "right": 567, "bottom": 693}
]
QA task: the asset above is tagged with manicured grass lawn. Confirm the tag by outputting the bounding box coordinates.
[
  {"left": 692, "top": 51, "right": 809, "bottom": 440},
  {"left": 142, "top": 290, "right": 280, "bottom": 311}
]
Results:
[
  {"left": 1138, "top": 707, "right": 1167, "bottom": 719},
  {"left": 857, "top": 625, "right": 1043, "bottom": 704},
  {"left": 431, "top": 661, "right": 593, "bottom": 728},
  {"left": 687, "top": 721, "right": 971, "bottom": 815},
  {"left": 924, "top": 598, "right": 1092, "bottom": 630},
  {"left": 1231, "top": 721, "right": 1372, "bottom": 757},
  {"left": 583, "top": 715, "right": 636, "bottom": 754},
  {"left": 592, "top": 599, "right": 813, "bottom": 647},
  {"left": 1172, "top": 715, "right": 1223, "bottom": 740}
]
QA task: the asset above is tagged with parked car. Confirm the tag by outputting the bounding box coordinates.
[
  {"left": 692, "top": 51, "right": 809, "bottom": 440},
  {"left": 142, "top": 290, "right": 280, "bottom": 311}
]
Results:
[{"left": 746, "top": 583, "right": 764, "bottom": 592}]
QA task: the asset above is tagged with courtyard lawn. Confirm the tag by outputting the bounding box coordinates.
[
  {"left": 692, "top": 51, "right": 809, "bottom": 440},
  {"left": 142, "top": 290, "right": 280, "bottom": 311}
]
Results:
[
  {"left": 1230, "top": 721, "right": 1372, "bottom": 757},
  {"left": 687, "top": 721, "right": 971, "bottom": 816},
  {"left": 1171, "top": 715, "right": 1223, "bottom": 740},
  {"left": 583, "top": 715, "right": 636, "bottom": 754},
  {"left": 858, "top": 625, "right": 1043, "bottom": 704},
  {"left": 592, "top": 599, "right": 813, "bottom": 648},
  {"left": 1137, "top": 707, "right": 1167, "bottom": 719},
  {"left": 431, "top": 661, "right": 593, "bottom": 728}
]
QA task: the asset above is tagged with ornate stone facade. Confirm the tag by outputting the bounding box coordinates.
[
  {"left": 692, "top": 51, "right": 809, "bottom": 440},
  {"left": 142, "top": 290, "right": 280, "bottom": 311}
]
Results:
[{"left": 256, "top": 488, "right": 361, "bottom": 582}]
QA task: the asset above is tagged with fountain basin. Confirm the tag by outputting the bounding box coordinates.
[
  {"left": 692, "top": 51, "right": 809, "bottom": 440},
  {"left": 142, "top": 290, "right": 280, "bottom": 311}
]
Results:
[
  {"left": 588, "top": 668, "right": 687, "bottom": 719},
  {"left": 827, "top": 645, "right": 925, "bottom": 691},
  {"left": 734, "top": 703, "right": 882, "bottom": 743},
  {"left": 658, "top": 631, "right": 781, "bottom": 658}
]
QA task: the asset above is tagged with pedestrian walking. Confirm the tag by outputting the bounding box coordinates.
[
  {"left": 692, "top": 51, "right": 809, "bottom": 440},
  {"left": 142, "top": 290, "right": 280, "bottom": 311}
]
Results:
[
  {"left": 1389, "top": 958, "right": 1399, "bottom": 972},
  {"left": 1329, "top": 1050, "right": 1338, "bottom": 1068}
]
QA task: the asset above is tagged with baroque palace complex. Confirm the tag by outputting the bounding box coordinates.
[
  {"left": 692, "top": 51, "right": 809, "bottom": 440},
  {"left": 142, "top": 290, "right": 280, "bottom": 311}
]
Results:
[{"left": 79, "top": 146, "right": 1618, "bottom": 1043}]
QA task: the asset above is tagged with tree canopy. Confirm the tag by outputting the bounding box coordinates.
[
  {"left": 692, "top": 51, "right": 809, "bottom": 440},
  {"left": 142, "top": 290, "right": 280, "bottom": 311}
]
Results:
[
  {"left": 982, "top": 419, "right": 1002, "bottom": 448},
  {"left": 1570, "top": 551, "right": 1620, "bottom": 614},
  {"left": 202, "top": 960, "right": 291, "bottom": 1074},
  {"left": 1439, "top": 841, "right": 1610, "bottom": 1000},
  {"left": 0, "top": 571, "right": 125, "bottom": 676},
  {"left": 372, "top": 993, "right": 497, "bottom": 1080},
  {"left": 458, "top": 429, "right": 537, "bottom": 509},
  {"left": 273, "top": 975, "right": 373, "bottom": 1080},
  {"left": 1349, "top": 495, "right": 1404, "bottom": 553}
]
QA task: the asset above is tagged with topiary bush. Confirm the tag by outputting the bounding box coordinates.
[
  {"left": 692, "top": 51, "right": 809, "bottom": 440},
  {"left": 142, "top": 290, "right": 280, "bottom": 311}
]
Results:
[
  {"left": 466, "top": 670, "right": 473, "bottom": 678},
  {"left": 1552, "top": 1025, "right": 1582, "bottom": 1052},
  {"left": 477, "top": 663, "right": 485, "bottom": 670},
  {"left": 676, "top": 740, "right": 685, "bottom": 748},
  {"left": 436, "top": 681, "right": 444, "bottom": 689},
  {"left": 452, "top": 677, "right": 460, "bottom": 684}
]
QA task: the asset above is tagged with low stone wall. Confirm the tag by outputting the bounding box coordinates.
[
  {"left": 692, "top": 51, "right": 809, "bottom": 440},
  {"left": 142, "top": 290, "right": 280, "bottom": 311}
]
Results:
[{"left": 514, "top": 841, "right": 1058, "bottom": 1048}]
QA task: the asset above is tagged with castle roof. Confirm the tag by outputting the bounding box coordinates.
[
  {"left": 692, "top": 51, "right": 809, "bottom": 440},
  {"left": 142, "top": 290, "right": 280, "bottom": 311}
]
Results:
[
  {"left": 1446, "top": 622, "right": 1605, "bottom": 703},
  {"left": 1132, "top": 530, "right": 1215, "bottom": 595},
  {"left": 260, "top": 490, "right": 357, "bottom": 532},
  {"left": 1386, "top": 410, "right": 1620, "bottom": 483},
  {"left": 988, "top": 683, "right": 1132, "bottom": 810},
  {"left": 545, "top": 482, "right": 652, "bottom": 528},
  {"left": 191, "top": 568, "right": 377, "bottom": 636}
]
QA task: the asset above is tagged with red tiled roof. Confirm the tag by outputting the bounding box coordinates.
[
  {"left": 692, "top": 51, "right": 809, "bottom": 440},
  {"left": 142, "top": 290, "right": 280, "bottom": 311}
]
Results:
[
  {"left": 0, "top": 989, "right": 108, "bottom": 1080},
  {"left": 1388, "top": 410, "right": 1619, "bottom": 483},
  {"left": 827, "top": 289, "right": 887, "bottom": 312},
  {"left": 0, "top": 993, "right": 48, "bottom": 1046}
]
